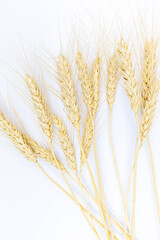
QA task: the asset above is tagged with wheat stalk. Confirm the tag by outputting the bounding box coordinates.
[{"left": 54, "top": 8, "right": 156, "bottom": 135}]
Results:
[
  {"left": 117, "top": 39, "right": 141, "bottom": 240},
  {"left": 76, "top": 52, "right": 112, "bottom": 239},
  {"left": 140, "top": 38, "right": 160, "bottom": 225},
  {"left": 77, "top": 52, "right": 116, "bottom": 240},
  {"left": 106, "top": 52, "right": 131, "bottom": 234}
]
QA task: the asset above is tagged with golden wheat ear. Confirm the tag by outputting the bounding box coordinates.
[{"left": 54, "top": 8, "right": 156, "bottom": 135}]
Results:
[
  {"left": 141, "top": 38, "right": 157, "bottom": 111},
  {"left": 0, "top": 110, "right": 37, "bottom": 163},
  {"left": 52, "top": 113, "right": 77, "bottom": 174},
  {"left": 107, "top": 53, "right": 119, "bottom": 111},
  {"left": 140, "top": 38, "right": 159, "bottom": 142},
  {"left": 117, "top": 38, "right": 140, "bottom": 116},
  {"left": 25, "top": 74, "right": 53, "bottom": 139},
  {"left": 140, "top": 81, "right": 160, "bottom": 143},
  {"left": 57, "top": 55, "right": 81, "bottom": 130},
  {"left": 76, "top": 52, "right": 94, "bottom": 112}
]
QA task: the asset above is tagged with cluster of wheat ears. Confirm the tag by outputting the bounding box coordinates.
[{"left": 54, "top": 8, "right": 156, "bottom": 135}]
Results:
[{"left": 0, "top": 36, "right": 160, "bottom": 240}]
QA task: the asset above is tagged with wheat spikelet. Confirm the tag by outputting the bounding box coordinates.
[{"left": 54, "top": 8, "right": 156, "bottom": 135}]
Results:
[
  {"left": 117, "top": 39, "right": 140, "bottom": 115},
  {"left": 76, "top": 52, "right": 94, "bottom": 112},
  {"left": 24, "top": 134, "right": 65, "bottom": 170},
  {"left": 141, "top": 39, "right": 157, "bottom": 110},
  {"left": 52, "top": 114, "right": 77, "bottom": 173},
  {"left": 140, "top": 81, "right": 160, "bottom": 143},
  {"left": 25, "top": 74, "right": 53, "bottom": 139},
  {"left": 107, "top": 53, "right": 119, "bottom": 111},
  {"left": 0, "top": 111, "right": 37, "bottom": 162},
  {"left": 57, "top": 55, "right": 81, "bottom": 129}
]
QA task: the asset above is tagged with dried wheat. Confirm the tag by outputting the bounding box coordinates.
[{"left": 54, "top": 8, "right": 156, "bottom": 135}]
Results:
[
  {"left": 140, "top": 81, "right": 160, "bottom": 143},
  {"left": 24, "top": 134, "right": 65, "bottom": 170},
  {"left": 57, "top": 55, "right": 81, "bottom": 129},
  {"left": 76, "top": 52, "right": 94, "bottom": 112},
  {"left": 117, "top": 39, "right": 140, "bottom": 115},
  {"left": 141, "top": 39, "right": 157, "bottom": 110},
  {"left": 107, "top": 53, "right": 119, "bottom": 111},
  {"left": 25, "top": 74, "right": 53, "bottom": 139},
  {"left": 52, "top": 113, "right": 77, "bottom": 173},
  {"left": 0, "top": 110, "right": 37, "bottom": 162}
]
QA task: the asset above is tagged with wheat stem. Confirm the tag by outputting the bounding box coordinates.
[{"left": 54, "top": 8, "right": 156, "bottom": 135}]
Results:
[
  {"left": 147, "top": 136, "right": 160, "bottom": 223},
  {"left": 37, "top": 160, "right": 130, "bottom": 240},
  {"left": 91, "top": 114, "right": 115, "bottom": 240},
  {"left": 109, "top": 111, "right": 131, "bottom": 235},
  {"left": 36, "top": 161, "right": 101, "bottom": 240},
  {"left": 76, "top": 172, "right": 97, "bottom": 231},
  {"left": 49, "top": 139, "right": 100, "bottom": 239},
  {"left": 131, "top": 116, "right": 142, "bottom": 240},
  {"left": 125, "top": 165, "right": 134, "bottom": 240},
  {"left": 77, "top": 129, "right": 111, "bottom": 240},
  {"left": 67, "top": 170, "right": 131, "bottom": 239}
]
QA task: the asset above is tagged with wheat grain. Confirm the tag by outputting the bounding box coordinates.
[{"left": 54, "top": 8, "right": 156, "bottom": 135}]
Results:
[
  {"left": 25, "top": 74, "right": 53, "bottom": 139},
  {"left": 0, "top": 111, "right": 37, "bottom": 162},
  {"left": 52, "top": 113, "right": 77, "bottom": 173},
  {"left": 117, "top": 39, "right": 140, "bottom": 115},
  {"left": 107, "top": 53, "right": 119, "bottom": 111},
  {"left": 57, "top": 55, "right": 81, "bottom": 129}
]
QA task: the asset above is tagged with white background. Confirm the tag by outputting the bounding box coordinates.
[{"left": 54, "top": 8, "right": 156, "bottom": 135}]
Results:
[{"left": 0, "top": 0, "right": 160, "bottom": 239}]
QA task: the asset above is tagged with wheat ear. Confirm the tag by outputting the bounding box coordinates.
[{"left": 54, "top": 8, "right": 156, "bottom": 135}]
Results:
[
  {"left": 141, "top": 39, "right": 157, "bottom": 110},
  {"left": 57, "top": 55, "right": 81, "bottom": 129},
  {"left": 0, "top": 110, "right": 37, "bottom": 162},
  {"left": 25, "top": 74, "right": 53, "bottom": 139},
  {"left": 107, "top": 53, "right": 119, "bottom": 111},
  {"left": 76, "top": 52, "right": 94, "bottom": 110},
  {"left": 24, "top": 134, "right": 65, "bottom": 171},
  {"left": 52, "top": 113, "right": 77, "bottom": 173},
  {"left": 117, "top": 39, "right": 140, "bottom": 116},
  {"left": 140, "top": 81, "right": 160, "bottom": 142}
]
